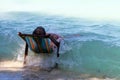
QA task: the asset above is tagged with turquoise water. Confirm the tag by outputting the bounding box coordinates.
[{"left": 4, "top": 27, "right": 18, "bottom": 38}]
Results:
[{"left": 1, "top": 12, "right": 120, "bottom": 78}]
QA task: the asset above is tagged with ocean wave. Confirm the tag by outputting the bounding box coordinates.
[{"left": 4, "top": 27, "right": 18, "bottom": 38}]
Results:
[{"left": 0, "top": 12, "right": 120, "bottom": 79}]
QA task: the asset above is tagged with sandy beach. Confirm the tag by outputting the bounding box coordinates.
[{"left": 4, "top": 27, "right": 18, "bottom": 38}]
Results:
[{"left": 0, "top": 61, "right": 114, "bottom": 80}]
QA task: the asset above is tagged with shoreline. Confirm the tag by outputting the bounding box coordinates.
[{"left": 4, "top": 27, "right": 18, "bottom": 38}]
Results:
[{"left": 0, "top": 61, "right": 114, "bottom": 80}]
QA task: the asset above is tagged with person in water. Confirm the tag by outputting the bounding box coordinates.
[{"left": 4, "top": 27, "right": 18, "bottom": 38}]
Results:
[
  {"left": 32, "top": 26, "right": 62, "bottom": 49},
  {"left": 32, "top": 26, "right": 62, "bottom": 70}
]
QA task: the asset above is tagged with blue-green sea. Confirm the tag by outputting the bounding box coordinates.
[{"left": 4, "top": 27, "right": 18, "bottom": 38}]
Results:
[{"left": 1, "top": 12, "right": 120, "bottom": 79}]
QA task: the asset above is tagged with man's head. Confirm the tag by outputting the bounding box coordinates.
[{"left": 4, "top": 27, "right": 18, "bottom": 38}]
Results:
[{"left": 33, "top": 26, "right": 46, "bottom": 36}]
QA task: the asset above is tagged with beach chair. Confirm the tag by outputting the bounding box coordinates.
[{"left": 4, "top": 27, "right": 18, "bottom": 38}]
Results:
[{"left": 18, "top": 32, "right": 60, "bottom": 64}]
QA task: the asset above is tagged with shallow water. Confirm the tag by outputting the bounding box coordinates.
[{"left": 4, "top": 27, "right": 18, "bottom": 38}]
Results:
[
  {"left": 0, "top": 12, "right": 120, "bottom": 79},
  {"left": 0, "top": 61, "right": 115, "bottom": 80}
]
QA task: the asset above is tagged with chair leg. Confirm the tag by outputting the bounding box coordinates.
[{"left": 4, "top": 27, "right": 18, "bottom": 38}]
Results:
[
  {"left": 56, "top": 44, "right": 60, "bottom": 68},
  {"left": 57, "top": 43, "right": 60, "bottom": 57},
  {"left": 24, "top": 42, "right": 28, "bottom": 64}
]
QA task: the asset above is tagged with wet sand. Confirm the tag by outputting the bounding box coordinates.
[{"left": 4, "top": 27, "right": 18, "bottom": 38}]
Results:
[{"left": 0, "top": 61, "right": 114, "bottom": 80}]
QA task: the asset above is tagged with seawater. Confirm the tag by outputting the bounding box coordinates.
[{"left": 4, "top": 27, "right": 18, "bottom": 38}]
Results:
[{"left": 0, "top": 12, "right": 120, "bottom": 79}]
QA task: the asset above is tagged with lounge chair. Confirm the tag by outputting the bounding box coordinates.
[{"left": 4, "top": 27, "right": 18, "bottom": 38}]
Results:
[{"left": 18, "top": 32, "right": 60, "bottom": 64}]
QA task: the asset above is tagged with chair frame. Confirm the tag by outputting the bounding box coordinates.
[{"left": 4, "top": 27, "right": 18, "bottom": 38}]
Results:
[{"left": 18, "top": 32, "right": 60, "bottom": 64}]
